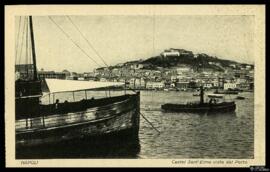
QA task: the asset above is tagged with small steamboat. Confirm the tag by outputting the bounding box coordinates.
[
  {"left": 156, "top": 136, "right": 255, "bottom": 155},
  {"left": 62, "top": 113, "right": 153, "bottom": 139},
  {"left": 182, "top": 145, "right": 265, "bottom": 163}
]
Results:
[{"left": 161, "top": 86, "right": 236, "bottom": 113}]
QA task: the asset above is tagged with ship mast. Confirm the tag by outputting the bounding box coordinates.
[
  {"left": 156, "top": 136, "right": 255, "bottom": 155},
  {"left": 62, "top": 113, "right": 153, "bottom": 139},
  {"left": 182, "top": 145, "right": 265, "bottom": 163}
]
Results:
[{"left": 29, "top": 16, "right": 38, "bottom": 81}]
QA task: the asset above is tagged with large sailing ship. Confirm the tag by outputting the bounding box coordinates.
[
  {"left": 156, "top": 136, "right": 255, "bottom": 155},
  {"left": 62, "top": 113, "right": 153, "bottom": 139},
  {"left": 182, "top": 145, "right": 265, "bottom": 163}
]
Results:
[{"left": 15, "top": 16, "right": 140, "bottom": 158}]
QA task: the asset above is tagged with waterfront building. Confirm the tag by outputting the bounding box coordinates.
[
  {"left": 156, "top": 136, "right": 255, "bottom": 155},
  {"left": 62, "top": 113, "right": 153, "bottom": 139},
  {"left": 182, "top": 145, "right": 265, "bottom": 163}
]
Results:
[
  {"left": 171, "top": 75, "right": 178, "bottom": 82},
  {"left": 38, "top": 71, "right": 66, "bottom": 80},
  {"left": 62, "top": 69, "right": 71, "bottom": 77},
  {"left": 119, "top": 78, "right": 126, "bottom": 83},
  {"left": 236, "top": 82, "right": 253, "bottom": 90},
  {"left": 203, "top": 83, "right": 213, "bottom": 89},
  {"left": 135, "top": 78, "right": 145, "bottom": 88},
  {"left": 146, "top": 81, "right": 164, "bottom": 89},
  {"left": 100, "top": 78, "right": 108, "bottom": 82},
  {"left": 224, "top": 83, "right": 237, "bottom": 90},
  {"left": 15, "top": 64, "right": 35, "bottom": 80},
  {"left": 188, "top": 81, "right": 198, "bottom": 89},
  {"left": 175, "top": 81, "right": 189, "bottom": 90},
  {"left": 77, "top": 77, "right": 84, "bottom": 81},
  {"left": 212, "top": 81, "right": 219, "bottom": 88},
  {"left": 66, "top": 76, "right": 78, "bottom": 80},
  {"left": 164, "top": 81, "right": 171, "bottom": 88}
]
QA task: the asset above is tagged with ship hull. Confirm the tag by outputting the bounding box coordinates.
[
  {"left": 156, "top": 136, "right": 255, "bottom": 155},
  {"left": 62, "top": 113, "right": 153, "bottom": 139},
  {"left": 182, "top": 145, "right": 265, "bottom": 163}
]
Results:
[
  {"left": 213, "top": 90, "right": 239, "bottom": 95},
  {"left": 16, "top": 127, "right": 141, "bottom": 159},
  {"left": 161, "top": 102, "right": 236, "bottom": 113},
  {"left": 16, "top": 92, "right": 140, "bottom": 158}
]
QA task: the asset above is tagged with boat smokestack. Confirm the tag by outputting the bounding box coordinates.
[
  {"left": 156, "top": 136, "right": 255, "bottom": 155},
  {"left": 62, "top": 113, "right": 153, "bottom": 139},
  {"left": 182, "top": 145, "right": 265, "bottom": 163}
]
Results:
[{"left": 200, "top": 86, "right": 204, "bottom": 104}]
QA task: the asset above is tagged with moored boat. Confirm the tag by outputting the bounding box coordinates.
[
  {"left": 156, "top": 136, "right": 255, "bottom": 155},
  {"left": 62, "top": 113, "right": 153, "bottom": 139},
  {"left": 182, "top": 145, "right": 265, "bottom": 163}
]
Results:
[
  {"left": 161, "top": 86, "right": 236, "bottom": 113},
  {"left": 213, "top": 89, "right": 239, "bottom": 95},
  {"left": 15, "top": 16, "right": 141, "bottom": 156},
  {"left": 16, "top": 88, "right": 140, "bottom": 148},
  {"left": 236, "top": 96, "right": 245, "bottom": 100}
]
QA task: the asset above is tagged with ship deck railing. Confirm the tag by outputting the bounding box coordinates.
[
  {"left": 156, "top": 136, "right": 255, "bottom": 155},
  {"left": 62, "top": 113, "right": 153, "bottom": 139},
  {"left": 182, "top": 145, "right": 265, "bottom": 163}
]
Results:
[{"left": 15, "top": 94, "right": 138, "bottom": 132}]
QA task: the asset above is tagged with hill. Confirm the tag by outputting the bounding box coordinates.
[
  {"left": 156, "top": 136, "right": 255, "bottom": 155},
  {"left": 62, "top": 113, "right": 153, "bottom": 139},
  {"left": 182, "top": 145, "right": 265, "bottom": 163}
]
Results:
[
  {"left": 137, "top": 49, "right": 252, "bottom": 72},
  {"left": 102, "top": 48, "right": 253, "bottom": 72}
]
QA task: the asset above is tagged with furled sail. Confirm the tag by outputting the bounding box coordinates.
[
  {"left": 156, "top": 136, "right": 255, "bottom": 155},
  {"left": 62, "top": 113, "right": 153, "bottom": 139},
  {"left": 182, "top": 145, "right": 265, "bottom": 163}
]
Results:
[{"left": 45, "top": 78, "right": 124, "bottom": 93}]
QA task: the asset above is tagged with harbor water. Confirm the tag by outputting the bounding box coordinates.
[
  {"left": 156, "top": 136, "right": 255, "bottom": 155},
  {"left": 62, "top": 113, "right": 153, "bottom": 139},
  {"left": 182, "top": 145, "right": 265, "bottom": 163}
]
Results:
[{"left": 40, "top": 90, "right": 254, "bottom": 159}]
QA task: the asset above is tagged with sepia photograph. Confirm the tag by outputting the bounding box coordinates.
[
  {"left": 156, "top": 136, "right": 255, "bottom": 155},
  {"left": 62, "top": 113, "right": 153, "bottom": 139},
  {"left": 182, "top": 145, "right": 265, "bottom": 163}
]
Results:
[{"left": 5, "top": 5, "right": 265, "bottom": 167}]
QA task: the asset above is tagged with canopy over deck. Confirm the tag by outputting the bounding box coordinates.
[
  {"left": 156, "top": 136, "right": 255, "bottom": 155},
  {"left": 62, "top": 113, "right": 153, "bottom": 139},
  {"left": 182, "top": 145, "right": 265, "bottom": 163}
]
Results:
[{"left": 45, "top": 78, "right": 124, "bottom": 94}]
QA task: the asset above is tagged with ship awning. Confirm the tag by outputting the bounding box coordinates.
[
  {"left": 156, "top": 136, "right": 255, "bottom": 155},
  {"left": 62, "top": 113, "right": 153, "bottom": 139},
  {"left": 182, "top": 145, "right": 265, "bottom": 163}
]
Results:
[{"left": 45, "top": 78, "right": 124, "bottom": 94}]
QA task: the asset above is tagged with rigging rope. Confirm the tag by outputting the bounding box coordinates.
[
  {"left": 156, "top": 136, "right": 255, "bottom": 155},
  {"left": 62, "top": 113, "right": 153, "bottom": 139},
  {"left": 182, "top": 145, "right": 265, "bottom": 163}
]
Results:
[
  {"left": 140, "top": 112, "right": 160, "bottom": 134},
  {"left": 25, "top": 17, "right": 29, "bottom": 76},
  {"left": 152, "top": 6, "right": 155, "bottom": 56},
  {"left": 66, "top": 16, "right": 118, "bottom": 95},
  {"left": 15, "top": 16, "right": 22, "bottom": 64},
  {"left": 66, "top": 16, "right": 109, "bottom": 67},
  {"left": 48, "top": 16, "right": 102, "bottom": 68}
]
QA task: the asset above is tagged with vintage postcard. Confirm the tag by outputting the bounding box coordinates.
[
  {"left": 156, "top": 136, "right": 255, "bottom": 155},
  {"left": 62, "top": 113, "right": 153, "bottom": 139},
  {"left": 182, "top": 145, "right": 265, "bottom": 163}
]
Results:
[{"left": 5, "top": 5, "right": 265, "bottom": 167}]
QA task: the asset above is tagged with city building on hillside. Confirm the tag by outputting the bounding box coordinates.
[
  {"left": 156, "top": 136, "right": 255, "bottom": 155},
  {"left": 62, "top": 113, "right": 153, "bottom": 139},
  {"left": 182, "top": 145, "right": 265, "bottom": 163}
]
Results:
[
  {"left": 236, "top": 83, "right": 250, "bottom": 90},
  {"left": 245, "top": 65, "right": 252, "bottom": 69},
  {"left": 176, "top": 66, "right": 191, "bottom": 74},
  {"left": 164, "top": 81, "right": 171, "bottom": 88},
  {"left": 224, "top": 83, "right": 237, "bottom": 90},
  {"left": 146, "top": 81, "right": 164, "bottom": 89},
  {"left": 212, "top": 81, "right": 219, "bottom": 88},
  {"left": 175, "top": 81, "right": 189, "bottom": 90},
  {"left": 135, "top": 78, "right": 145, "bottom": 88},
  {"left": 161, "top": 48, "right": 192, "bottom": 57},
  {"left": 229, "top": 64, "right": 236, "bottom": 68},
  {"left": 236, "top": 78, "right": 247, "bottom": 84},
  {"left": 128, "top": 78, "right": 143, "bottom": 89},
  {"left": 171, "top": 75, "right": 178, "bottom": 82},
  {"left": 112, "top": 68, "right": 120, "bottom": 74},
  {"left": 131, "top": 64, "right": 144, "bottom": 70},
  {"left": 203, "top": 83, "right": 213, "bottom": 89},
  {"left": 94, "top": 67, "right": 108, "bottom": 75},
  {"left": 161, "top": 51, "right": 180, "bottom": 57},
  {"left": 201, "top": 68, "right": 214, "bottom": 74},
  {"left": 188, "top": 81, "right": 198, "bottom": 89},
  {"left": 115, "top": 63, "right": 124, "bottom": 67}
]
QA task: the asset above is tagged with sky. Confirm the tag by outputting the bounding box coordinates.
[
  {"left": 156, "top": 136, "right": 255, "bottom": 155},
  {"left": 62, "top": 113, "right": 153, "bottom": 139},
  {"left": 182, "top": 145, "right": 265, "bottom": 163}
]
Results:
[{"left": 15, "top": 15, "right": 255, "bottom": 73}]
